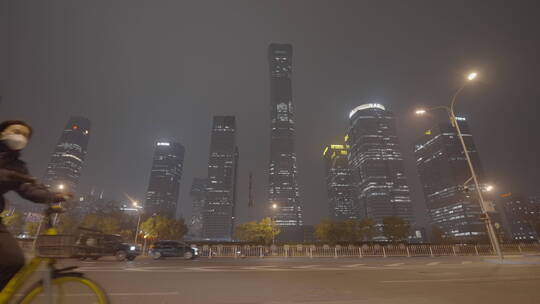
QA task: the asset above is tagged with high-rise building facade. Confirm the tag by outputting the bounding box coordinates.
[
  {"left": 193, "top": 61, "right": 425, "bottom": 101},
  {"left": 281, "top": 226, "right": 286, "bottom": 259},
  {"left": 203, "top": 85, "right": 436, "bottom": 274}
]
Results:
[
  {"left": 43, "top": 116, "right": 91, "bottom": 194},
  {"left": 268, "top": 43, "right": 302, "bottom": 231},
  {"left": 144, "top": 141, "right": 185, "bottom": 218},
  {"left": 202, "top": 116, "right": 239, "bottom": 241},
  {"left": 414, "top": 120, "right": 485, "bottom": 240},
  {"left": 346, "top": 103, "right": 413, "bottom": 224},
  {"left": 495, "top": 193, "right": 538, "bottom": 241},
  {"left": 323, "top": 144, "right": 357, "bottom": 220},
  {"left": 189, "top": 178, "right": 207, "bottom": 239}
]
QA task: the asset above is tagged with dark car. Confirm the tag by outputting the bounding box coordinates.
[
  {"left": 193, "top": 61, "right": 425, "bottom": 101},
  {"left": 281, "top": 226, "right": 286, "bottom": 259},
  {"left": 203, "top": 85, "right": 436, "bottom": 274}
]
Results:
[
  {"left": 149, "top": 240, "right": 198, "bottom": 260},
  {"left": 76, "top": 230, "right": 140, "bottom": 261}
]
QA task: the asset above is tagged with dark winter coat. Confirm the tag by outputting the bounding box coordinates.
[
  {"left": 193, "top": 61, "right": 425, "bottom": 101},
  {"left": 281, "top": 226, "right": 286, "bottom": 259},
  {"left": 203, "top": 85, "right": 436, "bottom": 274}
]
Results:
[{"left": 0, "top": 142, "right": 56, "bottom": 213}]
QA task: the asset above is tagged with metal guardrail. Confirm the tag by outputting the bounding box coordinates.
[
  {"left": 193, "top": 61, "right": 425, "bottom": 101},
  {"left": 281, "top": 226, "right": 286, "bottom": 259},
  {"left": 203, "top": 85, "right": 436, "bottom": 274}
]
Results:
[
  {"left": 19, "top": 239, "right": 540, "bottom": 258},
  {"left": 191, "top": 243, "right": 540, "bottom": 258}
]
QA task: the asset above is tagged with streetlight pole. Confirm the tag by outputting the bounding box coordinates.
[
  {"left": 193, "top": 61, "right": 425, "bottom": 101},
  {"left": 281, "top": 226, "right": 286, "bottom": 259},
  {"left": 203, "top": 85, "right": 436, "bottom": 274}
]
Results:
[
  {"left": 449, "top": 87, "right": 503, "bottom": 260},
  {"left": 132, "top": 200, "right": 142, "bottom": 245},
  {"left": 416, "top": 72, "right": 503, "bottom": 260},
  {"left": 271, "top": 203, "right": 278, "bottom": 245},
  {"left": 134, "top": 209, "right": 142, "bottom": 244}
]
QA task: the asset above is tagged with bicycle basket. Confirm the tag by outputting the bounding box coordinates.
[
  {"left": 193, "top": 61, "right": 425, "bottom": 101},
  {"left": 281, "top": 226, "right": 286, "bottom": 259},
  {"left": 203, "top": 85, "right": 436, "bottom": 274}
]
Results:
[{"left": 36, "top": 235, "right": 77, "bottom": 258}]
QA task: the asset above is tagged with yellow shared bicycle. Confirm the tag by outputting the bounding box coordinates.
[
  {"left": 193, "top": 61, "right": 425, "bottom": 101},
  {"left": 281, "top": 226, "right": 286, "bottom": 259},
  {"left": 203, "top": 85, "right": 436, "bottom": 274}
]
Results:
[{"left": 0, "top": 204, "right": 109, "bottom": 304}]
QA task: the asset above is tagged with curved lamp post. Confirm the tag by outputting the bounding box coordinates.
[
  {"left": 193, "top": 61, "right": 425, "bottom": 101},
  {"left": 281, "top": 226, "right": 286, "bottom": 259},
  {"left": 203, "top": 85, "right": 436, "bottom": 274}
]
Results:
[{"left": 416, "top": 72, "right": 503, "bottom": 260}]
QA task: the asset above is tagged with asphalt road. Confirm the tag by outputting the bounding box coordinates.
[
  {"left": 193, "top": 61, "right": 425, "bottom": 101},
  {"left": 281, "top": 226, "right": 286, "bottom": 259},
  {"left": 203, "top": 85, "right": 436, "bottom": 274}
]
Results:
[{"left": 47, "top": 256, "right": 540, "bottom": 304}]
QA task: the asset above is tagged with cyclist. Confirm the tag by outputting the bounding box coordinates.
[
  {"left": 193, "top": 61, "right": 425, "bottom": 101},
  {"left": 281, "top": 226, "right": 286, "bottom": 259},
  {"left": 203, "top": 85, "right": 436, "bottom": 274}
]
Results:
[{"left": 0, "top": 120, "right": 71, "bottom": 290}]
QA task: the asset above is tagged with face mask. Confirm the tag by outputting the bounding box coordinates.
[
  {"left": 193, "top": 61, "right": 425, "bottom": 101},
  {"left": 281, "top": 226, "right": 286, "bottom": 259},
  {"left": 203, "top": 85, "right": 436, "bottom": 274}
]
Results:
[{"left": 1, "top": 134, "right": 28, "bottom": 150}]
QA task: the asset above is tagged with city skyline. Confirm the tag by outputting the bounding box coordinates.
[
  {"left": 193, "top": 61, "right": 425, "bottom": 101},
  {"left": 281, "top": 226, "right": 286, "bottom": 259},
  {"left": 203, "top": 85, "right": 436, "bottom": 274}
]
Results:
[{"left": 1, "top": 1, "right": 539, "bottom": 230}]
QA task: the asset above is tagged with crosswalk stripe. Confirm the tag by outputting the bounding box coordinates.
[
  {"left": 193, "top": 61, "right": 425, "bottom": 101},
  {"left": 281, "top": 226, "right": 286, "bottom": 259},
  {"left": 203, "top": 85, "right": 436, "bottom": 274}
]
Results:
[
  {"left": 385, "top": 263, "right": 404, "bottom": 267},
  {"left": 461, "top": 261, "right": 473, "bottom": 264},
  {"left": 426, "top": 262, "right": 440, "bottom": 266}
]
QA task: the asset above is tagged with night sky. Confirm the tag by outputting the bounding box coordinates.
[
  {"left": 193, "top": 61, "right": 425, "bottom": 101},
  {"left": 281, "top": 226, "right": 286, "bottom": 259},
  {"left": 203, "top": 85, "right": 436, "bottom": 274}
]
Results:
[{"left": 1, "top": 0, "right": 539, "bottom": 227}]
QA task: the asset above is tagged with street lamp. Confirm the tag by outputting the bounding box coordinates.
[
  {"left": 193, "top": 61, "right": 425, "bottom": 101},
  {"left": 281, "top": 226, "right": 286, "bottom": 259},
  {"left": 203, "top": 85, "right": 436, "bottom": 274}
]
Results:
[
  {"left": 57, "top": 184, "right": 65, "bottom": 191},
  {"left": 415, "top": 71, "right": 503, "bottom": 260},
  {"left": 131, "top": 200, "right": 143, "bottom": 245},
  {"left": 270, "top": 203, "right": 278, "bottom": 245},
  {"left": 467, "top": 72, "right": 477, "bottom": 81},
  {"left": 485, "top": 185, "right": 494, "bottom": 192}
]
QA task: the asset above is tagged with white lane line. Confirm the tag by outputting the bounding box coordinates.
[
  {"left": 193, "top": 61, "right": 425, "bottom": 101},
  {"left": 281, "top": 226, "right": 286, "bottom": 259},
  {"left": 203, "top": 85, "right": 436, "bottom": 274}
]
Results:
[
  {"left": 342, "top": 264, "right": 366, "bottom": 268},
  {"left": 385, "top": 263, "right": 405, "bottom": 267},
  {"left": 109, "top": 292, "right": 180, "bottom": 296},
  {"left": 461, "top": 261, "right": 473, "bottom": 264},
  {"left": 382, "top": 276, "right": 540, "bottom": 283},
  {"left": 46, "top": 291, "right": 180, "bottom": 297},
  {"left": 292, "top": 265, "right": 321, "bottom": 269},
  {"left": 241, "top": 266, "right": 278, "bottom": 270},
  {"left": 426, "top": 262, "right": 440, "bottom": 266},
  {"left": 183, "top": 267, "right": 221, "bottom": 272}
]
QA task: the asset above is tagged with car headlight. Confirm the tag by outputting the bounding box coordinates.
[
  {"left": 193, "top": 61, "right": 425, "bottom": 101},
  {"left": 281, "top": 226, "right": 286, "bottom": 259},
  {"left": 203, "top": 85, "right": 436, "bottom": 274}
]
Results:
[
  {"left": 193, "top": 247, "right": 199, "bottom": 255},
  {"left": 130, "top": 246, "right": 136, "bottom": 251}
]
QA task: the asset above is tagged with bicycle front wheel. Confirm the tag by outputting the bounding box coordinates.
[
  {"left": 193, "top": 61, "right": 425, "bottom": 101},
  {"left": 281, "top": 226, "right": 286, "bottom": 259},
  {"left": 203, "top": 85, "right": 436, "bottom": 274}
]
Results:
[{"left": 18, "top": 275, "right": 109, "bottom": 304}]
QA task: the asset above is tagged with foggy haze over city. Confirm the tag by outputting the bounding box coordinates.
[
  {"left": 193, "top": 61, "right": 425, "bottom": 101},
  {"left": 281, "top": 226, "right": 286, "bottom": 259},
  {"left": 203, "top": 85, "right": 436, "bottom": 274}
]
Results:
[
  {"left": 1, "top": 0, "right": 539, "bottom": 228},
  {"left": 3, "top": 2, "right": 540, "bottom": 303}
]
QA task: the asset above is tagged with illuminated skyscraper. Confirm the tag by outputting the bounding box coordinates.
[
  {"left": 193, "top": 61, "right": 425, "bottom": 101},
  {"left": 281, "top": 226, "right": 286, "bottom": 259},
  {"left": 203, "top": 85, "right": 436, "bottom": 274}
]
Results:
[
  {"left": 144, "top": 141, "right": 185, "bottom": 218},
  {"left": 495, "top": 193, "right": 538, "bottom": 241},
  {"left": 323, "top": 144, "right": 357, "bottom": 220},
  {"left": 268, "top": 43, "right": 302, "bottom": 232},
  {"left": 347, "top": 104, "right": 413, "bottom": 224},
  {"left": 43, "top": 116, "right": 91, "bottom": 194},
  {"left": 202, "top": 116, "right": 239, "bottom": 241},
  {"left": 414, "top": 120, "right": 485, "bottom": 240},
  {"left": 189, "top": 178, "right": 207, "bottom": 239}
]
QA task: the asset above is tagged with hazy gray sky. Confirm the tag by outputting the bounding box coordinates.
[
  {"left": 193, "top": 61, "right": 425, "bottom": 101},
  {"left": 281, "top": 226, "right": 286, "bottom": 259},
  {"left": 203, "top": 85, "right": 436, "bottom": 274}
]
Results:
[{"left": 1, "top": 0, "right": 539, "bottom": 227}]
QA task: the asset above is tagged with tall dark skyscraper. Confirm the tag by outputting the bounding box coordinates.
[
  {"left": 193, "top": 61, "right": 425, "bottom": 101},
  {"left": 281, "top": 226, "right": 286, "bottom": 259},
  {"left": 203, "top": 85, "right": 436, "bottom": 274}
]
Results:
[
  {"left": 144, "top": 141, "right": 185, "bottom": 218},
  {"left": 188, "top": 178, "right": 207, "bottom": 239},
  {"left": 414, "top": 119, "right": 485, "bottom": 240},
  {"left": 268, "top": 43, "right": 302, "bottom": 232},
  {"left": 323, "top": 144, "right": 357, "bottom": 220},
  {"left": 495, "top": 193, "right": 538, "bottom": 241},
  {"left": 202, "top": 116, "right": 239, "bottom": 241},
  {"left": 346, "top": 103, "right": 413, "bottom": 225},
  {"left": 43, "top": 116, "right": 91, "bottom": 194}
]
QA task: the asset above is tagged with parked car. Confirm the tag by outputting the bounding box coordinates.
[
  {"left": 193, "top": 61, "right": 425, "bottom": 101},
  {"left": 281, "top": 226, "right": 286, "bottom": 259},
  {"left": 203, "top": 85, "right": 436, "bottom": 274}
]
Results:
[
  {"left": 75, "top": 229, "right": 140, "bottom": 261},
  {"left": 149, "top": 240, "right": 198, "bottom": 260}
]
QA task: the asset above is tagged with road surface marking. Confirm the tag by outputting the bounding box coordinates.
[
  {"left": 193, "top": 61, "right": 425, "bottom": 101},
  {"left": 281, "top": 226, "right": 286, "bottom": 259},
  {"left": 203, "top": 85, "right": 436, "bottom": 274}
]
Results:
[
  {"left": 342, "top": 264, "right": 366, "bottom": 268},
  {"left": 108, "top": 292, "right": 180, "bottom": 296},
  {"left": 183, "top": 267, "right": 221, "bottom": 272},
  {"left": 382, "top": 275, "right": 540, "bottom": 283},
  {"left": 242, "top": 266, "right": 278, "bottom": 270},
  {"left": 426, "top": 262, "right": 440, "bottom": 266},
  {"left": 385, "top": 263, "right": 404, "bottom": 267},
  {"left": 461, "top": 261, "right": 473, "bottom": 264},
  {"left": 292, "top": 265, "right": 321, "bottom": 269}
]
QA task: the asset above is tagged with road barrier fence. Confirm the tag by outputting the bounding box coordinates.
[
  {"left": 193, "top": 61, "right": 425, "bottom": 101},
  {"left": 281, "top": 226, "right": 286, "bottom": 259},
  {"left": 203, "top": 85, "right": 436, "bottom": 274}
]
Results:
[{"left": 190, "top": 243, "right": 540, "bottom": 258}]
